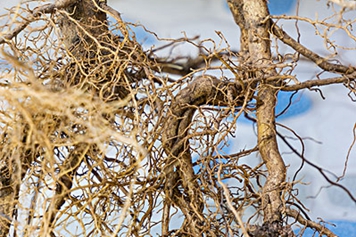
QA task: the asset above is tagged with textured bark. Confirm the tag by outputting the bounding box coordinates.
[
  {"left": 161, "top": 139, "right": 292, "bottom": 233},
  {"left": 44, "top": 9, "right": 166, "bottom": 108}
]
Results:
[
  {"left": 57, "top": 0, "right": 109, "bottom": 58},
  {"left": 57, "top": 0, "right": 140, "bottom": 101},
  {"left": 162, "top": 75, "right": 245, "bottom": 235},
  {"left": 228, "top": 0, "right": 287, "bottom": 231}
]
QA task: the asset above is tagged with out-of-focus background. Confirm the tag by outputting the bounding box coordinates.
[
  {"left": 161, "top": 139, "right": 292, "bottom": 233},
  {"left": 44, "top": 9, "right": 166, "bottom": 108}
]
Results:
[{"left": 1, "top": 0, "right": 356, "bottom": 236}]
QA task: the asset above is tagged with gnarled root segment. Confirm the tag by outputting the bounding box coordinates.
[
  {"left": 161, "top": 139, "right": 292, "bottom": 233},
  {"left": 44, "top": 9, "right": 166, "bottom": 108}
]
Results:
[{"left": 161, "top": 75, "right": 246, "bottom": 235}]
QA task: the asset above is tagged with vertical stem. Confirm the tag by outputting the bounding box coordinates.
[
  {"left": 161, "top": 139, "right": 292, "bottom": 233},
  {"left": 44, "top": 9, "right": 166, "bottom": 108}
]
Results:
[
  {"left": 228, "top": 0, "right": 286, "bottom": 225},
  {"left": 256, "top": 86, "right": 286, "bottom": 223}
]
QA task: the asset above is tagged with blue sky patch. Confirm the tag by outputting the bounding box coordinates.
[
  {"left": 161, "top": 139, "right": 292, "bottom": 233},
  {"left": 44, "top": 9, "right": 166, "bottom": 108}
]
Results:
[
  {"left": 238, "top": 91, "right": 313, "bottom": 124},
  {"left": 225, "top": 0, "right": 297, "bottom": 15},
  {"left": 109, "top": 17, "right": 156, "bottom": 46},
  {"left": 268, "top": 0, "right": 297, "bottom": 15},
  {"left": 295, "top": 220, "right": 356, "bottom": 236}
]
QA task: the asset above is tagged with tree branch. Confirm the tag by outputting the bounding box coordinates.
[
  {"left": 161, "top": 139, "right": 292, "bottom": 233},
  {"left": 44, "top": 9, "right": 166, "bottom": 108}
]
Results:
[
  {"left": 282, "top": 75, "right": 356, "bottom": 91},
  {"left": 32, "top": 0, "right": 76, "bottom": 16},
  {"left": 271, "top": 20, "right": 355, "bottom": 74},
  {"left": 286, "top": 208, "right": 337, "bottom": 237},
  {"left": 0, "top": 0, "right": 76, "bottom": 45}
]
